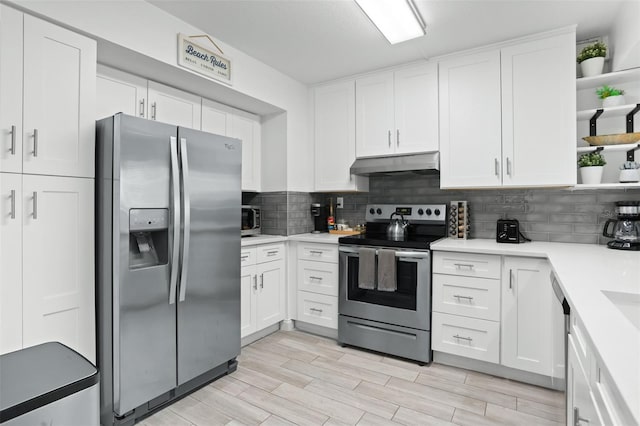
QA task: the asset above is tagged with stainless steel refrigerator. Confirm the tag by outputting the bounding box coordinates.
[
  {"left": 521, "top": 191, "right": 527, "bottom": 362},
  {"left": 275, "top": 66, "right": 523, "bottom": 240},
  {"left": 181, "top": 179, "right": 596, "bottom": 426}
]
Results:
[{"left": 96, "top": 114, "right": 241, "bottom": 426}]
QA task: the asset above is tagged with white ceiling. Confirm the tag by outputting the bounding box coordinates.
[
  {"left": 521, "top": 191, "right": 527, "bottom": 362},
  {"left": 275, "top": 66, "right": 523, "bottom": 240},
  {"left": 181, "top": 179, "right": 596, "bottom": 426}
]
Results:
[{"left": 150, "top": 0, "right": 628, "bottom": 85}]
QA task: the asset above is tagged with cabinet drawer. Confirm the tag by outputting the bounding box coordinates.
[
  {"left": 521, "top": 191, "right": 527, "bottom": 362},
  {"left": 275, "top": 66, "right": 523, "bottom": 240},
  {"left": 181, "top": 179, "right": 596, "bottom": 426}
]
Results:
[
  {"left": 298, "top": 260, "right": 338, "bottom": 296},
  {"left": 433, "top": 251, "right": 501, "bottom": 279},
  {"left": 432, "top": 274, "right": 500, "bottom": 321},
  {"left": 570, "top": 311, "right": 591, "bottom": 380},
  {"left": 297, "top": 243, "right": 338, "bottom": 263},
  {"left": 296, "top": 292, "right": 337, "bottom": 329},
  {"left": 240, "top": 247, "right": 257, "bottom": 266},
  {"left": 432, "top": 312, "right": 500, "bottom": 363},
  {"left": 256, "top": 243, "right": 285, "bottom": 263}
]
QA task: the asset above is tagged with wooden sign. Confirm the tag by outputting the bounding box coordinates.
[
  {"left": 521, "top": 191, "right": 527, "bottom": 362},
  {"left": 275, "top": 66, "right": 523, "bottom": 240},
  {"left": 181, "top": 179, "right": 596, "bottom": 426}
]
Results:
[{"left": 178, "top": 33, "right": 232, "bottom": 85}]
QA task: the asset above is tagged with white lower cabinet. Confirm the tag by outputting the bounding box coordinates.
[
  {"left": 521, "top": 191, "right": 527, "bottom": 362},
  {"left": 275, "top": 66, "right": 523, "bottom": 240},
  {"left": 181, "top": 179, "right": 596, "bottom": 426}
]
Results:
[
  {"left": 432, "top": 251, "right": 563, "bottom": 381},
  {"left": 0, "top": 173, "right": 95, "bottom": 362},
  {"left": 295, "top": 242, "right": 339, "bottom": 329},
  {"left": 501, "top": 256, "right": 559, "bottom": 376},
  {"left": 240, "top": 243, "right": 285, "bottom": 338},
  {"left": 568, "top": 333, "right": 603, "bottom": 426}
]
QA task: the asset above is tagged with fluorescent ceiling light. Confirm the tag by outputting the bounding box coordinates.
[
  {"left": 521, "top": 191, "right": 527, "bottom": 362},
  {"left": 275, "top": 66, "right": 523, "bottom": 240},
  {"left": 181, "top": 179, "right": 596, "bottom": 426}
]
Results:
[{"left": 356, "top": 0, "right": 426, "bottom": 44}]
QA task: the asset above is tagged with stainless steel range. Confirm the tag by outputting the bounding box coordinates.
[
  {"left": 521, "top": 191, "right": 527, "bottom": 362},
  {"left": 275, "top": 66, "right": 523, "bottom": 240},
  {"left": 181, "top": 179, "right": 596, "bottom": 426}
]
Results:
[{"left": 338, "top": 204, "right": 447, "bottom": 364}]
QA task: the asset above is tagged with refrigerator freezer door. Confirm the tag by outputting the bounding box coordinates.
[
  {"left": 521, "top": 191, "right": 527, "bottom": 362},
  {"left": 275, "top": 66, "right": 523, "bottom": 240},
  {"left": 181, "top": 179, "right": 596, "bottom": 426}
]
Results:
[
  {"left": 114, "top": 115, "right": 178, "bottom": 415},
  {"left": 176, "top": 127, "right": 241, "bottom": 385}
]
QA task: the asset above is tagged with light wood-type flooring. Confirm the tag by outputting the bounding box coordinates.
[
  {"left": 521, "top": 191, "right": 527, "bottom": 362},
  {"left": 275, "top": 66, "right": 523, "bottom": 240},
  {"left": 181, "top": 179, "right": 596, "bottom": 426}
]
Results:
[{"left": 141, "top": 330, "right": 565, "bottom": 426}]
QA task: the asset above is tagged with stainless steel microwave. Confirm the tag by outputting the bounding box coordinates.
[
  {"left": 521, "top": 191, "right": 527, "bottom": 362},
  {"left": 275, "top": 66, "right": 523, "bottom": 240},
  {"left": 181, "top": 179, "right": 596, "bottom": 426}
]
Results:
[{"left": 241, "top": 205, "right": 261, "bottom": 236}]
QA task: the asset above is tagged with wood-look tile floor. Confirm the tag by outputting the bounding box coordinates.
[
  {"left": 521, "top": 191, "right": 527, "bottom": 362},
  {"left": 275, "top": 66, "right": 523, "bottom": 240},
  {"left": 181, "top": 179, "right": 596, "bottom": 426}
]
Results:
[{"left": 140, "top": 330, "right": 565, "bottom": 426}]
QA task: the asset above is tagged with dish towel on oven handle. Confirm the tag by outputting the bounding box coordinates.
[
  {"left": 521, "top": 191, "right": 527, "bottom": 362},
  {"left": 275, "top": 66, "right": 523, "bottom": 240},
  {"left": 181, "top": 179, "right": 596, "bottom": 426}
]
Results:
[
  {"left": 358, "top": 247, "right": 376, "bottom": 290},
  {"left": 377, "top": 249, "right": 397, "bottom": 292}
]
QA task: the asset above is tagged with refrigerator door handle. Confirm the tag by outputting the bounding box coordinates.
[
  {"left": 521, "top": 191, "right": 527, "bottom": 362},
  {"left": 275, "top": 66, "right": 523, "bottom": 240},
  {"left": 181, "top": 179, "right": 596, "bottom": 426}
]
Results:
[
  {"left": 178, "top": 137, "right": 191, "bottom": 302},
  {"left": 169, "top": 136, "right": 181, "bottom": 305}
]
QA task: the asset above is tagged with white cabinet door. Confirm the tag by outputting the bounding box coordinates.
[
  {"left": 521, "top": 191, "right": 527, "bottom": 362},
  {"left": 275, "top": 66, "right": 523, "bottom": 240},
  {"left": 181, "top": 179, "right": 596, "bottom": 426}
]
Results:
[
  {"left": 201, "top": 98, "right": 231, "bottom": 136},
  {"left": 96, "top": 65, "right": 148, "bottom": 120},
  {"left": 439, "top": 50, "right": 502, "bottom": 188},
  {"left": 0, "top": 173, "right": 23, "bottom": 354},
  {"left": 230, "top": 113, "right": 261, "bottom": 192},
  {"left": 568, "top": 334, "right": 604, "bottom": 426},
  {"left": 256, "top": 259, "right": 284, "bottom": 330},
  {"left": 501, "top": 256, "right": 554, "bottom": 376},
  {"left": 240, "top": 265, "right": 256, "bottom": 338},
  {"left": 21, "top": 175, "right": 95, "bottom": 363},
  {"left": 501, "top": 32, "right": 576, "bottom": 187},
  {"left": 0, "top": 5, "right": 23, "bottom": 174},
  {"left": 314, "top": 80, "right": 368, "bottom": 192},
  {"left": 22, "top": 15, "right": 96, "bottom": 179},
  {"left": 148, "top": 81, "right": 202, "bottom": 130},
  {"left": 394, "top": 62, "right": 439, "bottom": 154},
  {"left": 356, "top": 72, "right": 394, "bottom": 158}
]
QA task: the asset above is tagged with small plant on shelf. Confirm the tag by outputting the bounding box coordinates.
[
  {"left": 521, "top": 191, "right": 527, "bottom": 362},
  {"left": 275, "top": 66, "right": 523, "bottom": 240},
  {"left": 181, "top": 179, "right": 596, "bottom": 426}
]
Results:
[
  {"left": 596, "top": 85, "right": 625, "bottom": 99},
  {"left": 619, "top": 161, "right": 640, "bottom": 183},
  {"left": 577, "top": 41, "right": 607, "bottom": 64},
  {"left": 578, "top": 152, "right": 607, "bottom": 167}
]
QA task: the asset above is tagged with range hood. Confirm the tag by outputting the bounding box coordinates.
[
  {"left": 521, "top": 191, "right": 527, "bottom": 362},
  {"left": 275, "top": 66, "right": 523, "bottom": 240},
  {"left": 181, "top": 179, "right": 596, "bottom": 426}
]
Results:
[{"left": 349, "top": 152, "right": 440, "bottom": 176}]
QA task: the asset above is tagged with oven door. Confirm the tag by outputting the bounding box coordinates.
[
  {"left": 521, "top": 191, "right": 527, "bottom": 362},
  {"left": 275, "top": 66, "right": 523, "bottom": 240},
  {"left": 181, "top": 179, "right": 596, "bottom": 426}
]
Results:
[{"left": 338, "top": 245, "right": 431, "bottom": 331}]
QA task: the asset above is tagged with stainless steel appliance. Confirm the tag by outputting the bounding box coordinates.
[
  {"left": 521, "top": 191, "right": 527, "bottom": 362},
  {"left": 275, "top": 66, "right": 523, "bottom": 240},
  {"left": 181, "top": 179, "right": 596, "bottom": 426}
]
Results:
[
  {"left": 242, "top": 205, "right": 261, "bottom": 236},
  {"left": 96, "top": 114, "right": 241, "bottom": 425},
  {"left": 603, "top": 201, "right": 640, "bottom": 250},
  {"left": 310, "top": 203, "right": 327, "bottom": 233},
  {"left": 0, "top": 343, "right": 99, "bottom": 425},
  {"left": 338, "top": 204, "right": 447, "bottom": 364}
]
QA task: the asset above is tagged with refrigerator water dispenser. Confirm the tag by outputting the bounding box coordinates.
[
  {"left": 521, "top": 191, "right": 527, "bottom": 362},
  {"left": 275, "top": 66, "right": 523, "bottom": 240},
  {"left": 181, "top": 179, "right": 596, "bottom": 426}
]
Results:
[{"left": 129, "top": 208, "right": 169, "bottom": 269}]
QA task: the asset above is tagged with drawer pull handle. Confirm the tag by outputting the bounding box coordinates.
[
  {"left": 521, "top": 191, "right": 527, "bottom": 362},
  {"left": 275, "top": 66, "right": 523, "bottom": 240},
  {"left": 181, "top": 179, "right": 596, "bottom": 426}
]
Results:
[
  {"left": 454, "top": 263, "right": 474, "bottom": 270},
  {"left": 309, "top": 276, "right": 323, "bottom": 281},
  {"left": 509, "top": 269, "right": 513, "bottom": 290},
  {"left": 310, "top": 308, "right": 323, "bottom": 313},
  {"left": 253, "top": 275, "right": 258, "bottom": 290},
  {"left": 453, "top": 334, "right": 472, "bottom": 342},
  {"left": 9, "top": 125, "right": 16, "bottom": 155},
  {"left": 32, "top": 129, "right": 38, "bottom": 157},
  {"left": 574, "top": 407, "right": 590, "bottom": 425},
  {"left": 309, "top": 250, "right": 323, "bottom": 255},
  {"left": 9, "top": 189, "right": 16, "bottom": 219},
  {"left": 260, "top": 273, "right": 264, "bottom": 289},
  {"left": 241, "top": 255, "right": 249, "bottom": 260},
  {"left": 453, "top": 295, "right": 473, "bottom": 301},
  {"left": 266, "top": 250, "right": 278, "bottom": 256}
]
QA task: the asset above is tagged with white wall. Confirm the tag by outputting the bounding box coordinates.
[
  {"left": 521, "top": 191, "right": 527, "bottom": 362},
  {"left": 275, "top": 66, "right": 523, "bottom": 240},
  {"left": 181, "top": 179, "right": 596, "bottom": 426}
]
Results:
[
  {"left": 610, "top": 1, "right": 640, "bottom": 71},
  {"left": 11, "top": 0, "right": 313, "bottom": 191}
]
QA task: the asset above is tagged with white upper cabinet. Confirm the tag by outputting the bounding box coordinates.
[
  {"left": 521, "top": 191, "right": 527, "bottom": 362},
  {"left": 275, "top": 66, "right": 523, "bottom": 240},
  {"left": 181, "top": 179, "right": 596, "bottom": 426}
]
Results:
[
  {"left": 501, "top": 32, "right": 576, "bottom": 186},
  {"left": 394, "top": 63, "right": 439, "bottom": 154},
  {"left": 148, "top": 81, "right": 202, "bottom": 129},
  {"left": 230, "top": 112, "right": 261, "bottom": 192},
  {"left": 314, "top": 80, "right": 368, "bottom": 192},
  {"left": 1, "top": 8, "right": 96, "bottom": 178},
  {"left": 96, "top": 65, "right": 148, "bottom": 120},
  {"left": 356, "top": 62, "right": 438, "bottom": 158},
  {"left": 356, "top": 72, "right": 395, "bottom": 157},
  {"left": 439, "top": 30, "right": 576, "bottom": 189},
  {"left": 201, "top": 98, "right": 231, "bottom": 136},
  {"left": 439, "top": 50, "right": 503, "bottom": 188},
  {"left": 0, "top": 6, "right": 23, "bottom": 174}
]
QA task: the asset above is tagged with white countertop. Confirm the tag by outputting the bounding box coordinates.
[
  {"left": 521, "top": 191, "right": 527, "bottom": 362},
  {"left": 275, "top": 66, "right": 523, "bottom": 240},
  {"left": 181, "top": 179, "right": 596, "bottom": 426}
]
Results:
[
  {"left": 240, "top": 235, "right": 287, "bottom": 246},
  {"left": 431, "top": 239, "right": 640, "bottom": 423},
  {"left": 287, "top": 232, "right": 342, "bottom": 244}
]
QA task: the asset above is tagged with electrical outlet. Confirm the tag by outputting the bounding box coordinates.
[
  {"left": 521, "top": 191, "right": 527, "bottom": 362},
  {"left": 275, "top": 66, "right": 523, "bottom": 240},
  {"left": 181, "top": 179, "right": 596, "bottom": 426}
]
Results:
[{"left": 336, "top": 197, "right": 343, "bottom": 209}]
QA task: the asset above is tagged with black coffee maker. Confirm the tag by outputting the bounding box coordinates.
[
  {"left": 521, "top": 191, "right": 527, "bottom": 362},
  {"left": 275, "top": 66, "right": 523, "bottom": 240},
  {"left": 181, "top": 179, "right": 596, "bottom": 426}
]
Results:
[
  {"left": 603, "top": 201, "right": 640, "bottom": 250},
  {"left": 310, "top": 203, "right": 327, "bottom": 233}
]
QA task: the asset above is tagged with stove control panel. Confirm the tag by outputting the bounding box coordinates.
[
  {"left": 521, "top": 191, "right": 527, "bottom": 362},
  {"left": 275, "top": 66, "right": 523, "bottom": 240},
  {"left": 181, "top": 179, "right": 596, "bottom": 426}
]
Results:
[{"left": 366, "top": 204, "right": 447, "bottom": 223}]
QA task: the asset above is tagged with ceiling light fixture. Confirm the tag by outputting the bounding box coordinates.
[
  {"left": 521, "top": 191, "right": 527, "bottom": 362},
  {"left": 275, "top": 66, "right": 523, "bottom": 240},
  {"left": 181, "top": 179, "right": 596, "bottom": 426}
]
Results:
[{"left": 355, "top": 0, "right": 426, "bottom": 45}]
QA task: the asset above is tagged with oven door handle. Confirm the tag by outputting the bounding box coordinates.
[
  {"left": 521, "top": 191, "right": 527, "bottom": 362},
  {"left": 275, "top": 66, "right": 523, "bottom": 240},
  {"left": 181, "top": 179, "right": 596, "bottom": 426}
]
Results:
[{"left": 339, "top": 246, "right": 429, "bottom": 260}]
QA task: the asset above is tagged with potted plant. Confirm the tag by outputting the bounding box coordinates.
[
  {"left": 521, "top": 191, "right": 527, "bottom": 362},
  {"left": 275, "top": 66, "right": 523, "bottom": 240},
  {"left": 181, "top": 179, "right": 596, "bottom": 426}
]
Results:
[
  {"left": 577, "top": 41, "right": 607, "bottom": 77},
  {"left": 596, "top": 85, "right": 626, "bottom": 108},
  {"left": 578, "top": 151, "right": 606, "bottom": 184},
  {"left": 619, "top": 161, "right": 640, "bottom": 183}
]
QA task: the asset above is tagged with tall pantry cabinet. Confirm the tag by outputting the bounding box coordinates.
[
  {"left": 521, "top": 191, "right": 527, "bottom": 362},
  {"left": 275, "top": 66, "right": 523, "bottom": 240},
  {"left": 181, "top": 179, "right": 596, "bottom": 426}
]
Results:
[{"left": 0, "top": 5, "right": 97, "bottom": 362}]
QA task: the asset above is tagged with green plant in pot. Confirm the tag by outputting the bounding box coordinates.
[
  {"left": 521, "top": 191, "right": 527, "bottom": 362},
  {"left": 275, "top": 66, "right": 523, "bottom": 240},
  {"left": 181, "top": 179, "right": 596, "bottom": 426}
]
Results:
[
  {"left": 578, "top": 151, "right": 606, "bottom": 184},
  {"left": 577, "top": 41, "right": 607, "bottom": 77},
  {"left": 596, "top": 85, "right": 626, "bottom": 108}
]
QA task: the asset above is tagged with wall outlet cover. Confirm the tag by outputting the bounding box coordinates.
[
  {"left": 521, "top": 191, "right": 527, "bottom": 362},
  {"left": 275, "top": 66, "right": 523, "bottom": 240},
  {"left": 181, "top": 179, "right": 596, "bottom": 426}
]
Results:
[{"left": 336, "top": 197, "right": 344, "bottom": 209}]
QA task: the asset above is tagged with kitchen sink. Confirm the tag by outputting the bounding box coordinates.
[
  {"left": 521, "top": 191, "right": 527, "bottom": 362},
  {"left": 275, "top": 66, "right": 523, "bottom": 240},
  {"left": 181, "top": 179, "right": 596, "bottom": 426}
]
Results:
[{"left": 602, "top": 291, "right": 640, "bottom": 332}]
